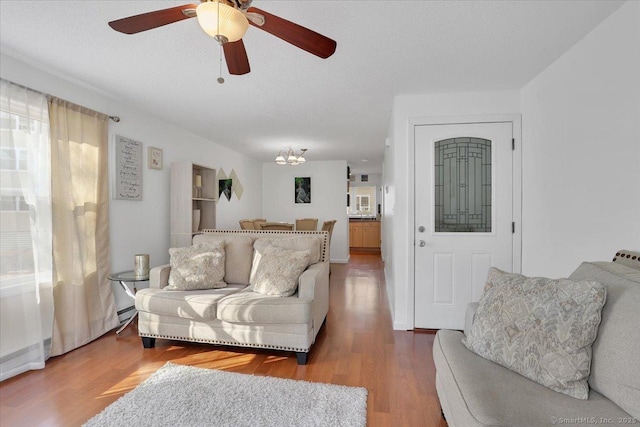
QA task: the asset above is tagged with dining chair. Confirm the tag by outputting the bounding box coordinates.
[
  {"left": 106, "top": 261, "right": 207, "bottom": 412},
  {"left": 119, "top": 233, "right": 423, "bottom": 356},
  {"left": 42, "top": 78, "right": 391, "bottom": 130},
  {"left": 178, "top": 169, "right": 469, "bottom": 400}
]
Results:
[
  {"left": 253, "top": 218, "right": 267, "bottom": 229},
  {"left": 295, "top": 218, "right": 318, "bottom": 231},
  {"left": 259, "top": 222, "right": 294, "bottom": 231},
  {"left": 321, "top": 220, "right": 337, "bottom": 275},
  {"left": 321, "top": 220, "right": 337, "bottom": 247},
  {"left": 321, "top": 220, "right": 337, "bottom": 237},
  {"left": 239, "top": 219, "right": 256, "bottom": 230}
]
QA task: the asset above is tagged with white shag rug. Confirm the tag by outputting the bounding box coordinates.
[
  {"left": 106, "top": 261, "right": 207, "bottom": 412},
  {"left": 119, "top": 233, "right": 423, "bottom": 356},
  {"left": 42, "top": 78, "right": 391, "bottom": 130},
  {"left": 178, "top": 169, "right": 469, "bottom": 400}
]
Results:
[{"left": 84, "top": 362, "right": 367, "bottom": 427}]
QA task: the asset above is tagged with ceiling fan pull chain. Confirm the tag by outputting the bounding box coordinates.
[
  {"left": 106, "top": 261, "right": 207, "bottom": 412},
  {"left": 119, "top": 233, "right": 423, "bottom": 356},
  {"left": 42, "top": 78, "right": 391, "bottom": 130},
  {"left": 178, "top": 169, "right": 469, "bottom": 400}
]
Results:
[
  {"left": 216, "top": 0, "right": 224, "bottom": 84},
  {"left": 217, "top": 43, "right": 225, "bottom": 84}
]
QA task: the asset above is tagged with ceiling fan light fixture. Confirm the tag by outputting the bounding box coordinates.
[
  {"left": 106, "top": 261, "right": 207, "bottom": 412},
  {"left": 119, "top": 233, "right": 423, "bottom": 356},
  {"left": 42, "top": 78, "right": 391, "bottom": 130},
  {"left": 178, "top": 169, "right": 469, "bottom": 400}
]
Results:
[{"left": 196, "top": 1, "right": 249, "bottom": 43}]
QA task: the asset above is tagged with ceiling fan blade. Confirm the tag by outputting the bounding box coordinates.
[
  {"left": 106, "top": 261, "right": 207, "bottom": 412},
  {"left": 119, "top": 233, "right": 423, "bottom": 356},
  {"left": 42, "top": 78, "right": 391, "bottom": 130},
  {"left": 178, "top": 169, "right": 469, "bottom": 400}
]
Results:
[
  {"left": 223, "top": 40, "right": 251, "bottom": 75},
  {"left": 109, "top": 4, "right": 197, "bottom": 34},
  {"left": 246, "top": 7, "right": 336, "bottom": 59}
]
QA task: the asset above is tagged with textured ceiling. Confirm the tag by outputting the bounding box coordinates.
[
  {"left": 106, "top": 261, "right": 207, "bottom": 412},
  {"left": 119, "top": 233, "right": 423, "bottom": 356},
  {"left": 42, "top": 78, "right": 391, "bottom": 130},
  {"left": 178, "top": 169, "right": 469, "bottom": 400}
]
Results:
[{"left": 0, "top": 1, "right": 623, "bottom": 174}]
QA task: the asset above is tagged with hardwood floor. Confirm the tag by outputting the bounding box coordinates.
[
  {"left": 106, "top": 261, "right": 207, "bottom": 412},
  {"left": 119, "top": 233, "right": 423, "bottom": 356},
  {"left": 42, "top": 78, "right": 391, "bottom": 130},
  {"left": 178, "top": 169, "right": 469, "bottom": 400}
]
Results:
[{"left": 0, "top": 253, "right": 447, "bottom": 427}]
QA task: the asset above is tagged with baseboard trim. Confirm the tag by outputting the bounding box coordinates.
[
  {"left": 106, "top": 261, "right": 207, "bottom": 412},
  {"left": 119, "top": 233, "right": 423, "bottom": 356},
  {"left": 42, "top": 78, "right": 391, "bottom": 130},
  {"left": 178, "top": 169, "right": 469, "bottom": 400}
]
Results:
[
  {"left": 117, "top": 305, "right": 135, "bottom": 323},
  {"left": 349, "top": 248, "right": 381, "bottom": 253},
  {"left": 414, "top": 328, "right": 439, "bottom": 334}
]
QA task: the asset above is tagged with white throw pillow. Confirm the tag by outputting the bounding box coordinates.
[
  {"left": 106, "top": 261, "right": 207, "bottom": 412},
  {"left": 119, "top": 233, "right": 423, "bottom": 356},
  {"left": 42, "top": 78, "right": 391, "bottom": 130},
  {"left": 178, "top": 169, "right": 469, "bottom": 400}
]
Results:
[
  {"left": 463, "top": 267, "right": 606, "bottom": 399},
  {"left": 250, "top": 246, "right": 312, "bottom": 297},
  {"left": 167, "top": 242, "right": 226, "bottom": 290},
  {"left": 193, "top": 234, "right": 254, "bottom": 285},
  {"left": 253, "top": 236, "right": 322, "bottom": 264}
]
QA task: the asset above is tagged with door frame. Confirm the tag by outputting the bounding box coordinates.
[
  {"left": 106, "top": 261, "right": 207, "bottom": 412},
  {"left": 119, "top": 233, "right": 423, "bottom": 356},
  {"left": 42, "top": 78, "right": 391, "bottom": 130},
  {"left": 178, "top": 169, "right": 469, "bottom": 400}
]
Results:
[{"left": 408, "top": 114, "right": 522, "bottom": 330}]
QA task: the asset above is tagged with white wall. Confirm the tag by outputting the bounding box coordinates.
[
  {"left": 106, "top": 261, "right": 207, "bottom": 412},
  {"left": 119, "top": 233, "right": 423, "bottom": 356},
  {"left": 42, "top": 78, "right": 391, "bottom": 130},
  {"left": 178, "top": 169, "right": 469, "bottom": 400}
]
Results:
[
  {"left": 520, "top": 0, "right": 640, "bottom": 278},
  {"left": 385, "top": 91, "right": 521, "bottom": 329},
  {"left": 262, "top": 161, "right": 349, "bottom": 262},
  {"left": 0, "top": 53, "right": 263, "bottom": 315}
]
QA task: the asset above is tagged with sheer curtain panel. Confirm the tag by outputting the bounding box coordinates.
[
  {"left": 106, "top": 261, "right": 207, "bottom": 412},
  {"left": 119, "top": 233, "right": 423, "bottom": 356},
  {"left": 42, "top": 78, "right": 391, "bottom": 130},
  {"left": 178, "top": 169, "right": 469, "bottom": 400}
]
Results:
[
  {"left": 48, "top": 97, "right": 118, "bottom": 356},
  {"left": 0, "top": 79, "right": 53, "bottom": 381}
]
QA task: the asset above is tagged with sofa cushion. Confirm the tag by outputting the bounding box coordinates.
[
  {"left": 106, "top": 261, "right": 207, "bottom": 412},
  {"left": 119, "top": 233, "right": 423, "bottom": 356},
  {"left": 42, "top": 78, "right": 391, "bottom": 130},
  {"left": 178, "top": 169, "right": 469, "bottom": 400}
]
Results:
[
  {"left": 253, "top": 236, "right": 322, "bottom": 264},
  {"left": 463, "top": 267, "right": 606, "bottom": 399},
  {"left": 135, "top": 284, "right": 246, "bottom": 321},
  {"left": 167, "top": 242, "right": 226, "bottom": 290},
  {"left": 434, "top": 330, "right": 631, "bottom": 427},
  {"left": 612, "top": 249, "right": 640, "bottom": 271},
  {"left": 193, "top": 234, "right": 254, "bottom": 285},
  {"left": 217, "top": 289, "right": 312, "bottom": 324},
  {"left": 250, "top": 246, "right": 312, "bottom": 297},
  {"left": 568, "top": 261, "right": 640, "bottom": 418}
]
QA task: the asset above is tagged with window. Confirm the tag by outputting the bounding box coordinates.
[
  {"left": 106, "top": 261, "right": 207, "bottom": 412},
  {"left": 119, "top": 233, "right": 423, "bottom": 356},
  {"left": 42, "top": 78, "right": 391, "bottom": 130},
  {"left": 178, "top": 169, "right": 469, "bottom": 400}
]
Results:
[
  {"left": 0, "top": 194, "right": 29, "bottom": 211},
  {"left": 356, "top": 195, "right": 370, "bottom": 212},
  {"left": 1, "top": 147, "right": 27, "bottom": 170},
  {"left": 348, "top": 185, "right": 377, "bottom": 216},
  {"left": 0, "top": 89, "right": 50, "bottom": 287}
]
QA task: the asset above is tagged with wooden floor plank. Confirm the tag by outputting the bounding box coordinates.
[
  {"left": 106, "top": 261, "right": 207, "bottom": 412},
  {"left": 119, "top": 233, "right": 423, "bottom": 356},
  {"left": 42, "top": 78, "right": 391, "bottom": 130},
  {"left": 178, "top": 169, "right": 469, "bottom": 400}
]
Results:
[{"left": 0, "top": 252, "right": 447, "bottom": 427}]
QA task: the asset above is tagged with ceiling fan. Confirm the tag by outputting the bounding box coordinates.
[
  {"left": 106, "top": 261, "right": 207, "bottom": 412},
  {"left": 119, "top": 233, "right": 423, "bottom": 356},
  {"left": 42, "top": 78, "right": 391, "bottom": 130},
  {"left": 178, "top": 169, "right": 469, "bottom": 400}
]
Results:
[{"left": 108, "top": 0, "right": 337, "bottom": 76}]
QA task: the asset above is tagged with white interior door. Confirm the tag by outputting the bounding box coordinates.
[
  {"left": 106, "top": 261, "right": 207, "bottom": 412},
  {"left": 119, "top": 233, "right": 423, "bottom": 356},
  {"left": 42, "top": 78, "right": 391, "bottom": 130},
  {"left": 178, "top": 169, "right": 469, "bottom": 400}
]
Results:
[{"left": 414, "top": 122, "right": 513, "bottom": 330}]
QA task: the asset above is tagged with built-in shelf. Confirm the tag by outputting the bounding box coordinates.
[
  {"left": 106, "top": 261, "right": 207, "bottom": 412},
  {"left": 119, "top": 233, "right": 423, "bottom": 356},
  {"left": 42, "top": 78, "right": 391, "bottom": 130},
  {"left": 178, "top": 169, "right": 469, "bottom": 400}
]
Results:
[{"left": 171, "top": 161, "right": 217, "bottom": 247}]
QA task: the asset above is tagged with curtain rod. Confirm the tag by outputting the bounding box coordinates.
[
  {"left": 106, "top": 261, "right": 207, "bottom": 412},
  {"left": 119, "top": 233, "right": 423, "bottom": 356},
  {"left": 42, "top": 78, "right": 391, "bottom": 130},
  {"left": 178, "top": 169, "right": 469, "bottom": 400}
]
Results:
[{"left": 2, "top": 79, "right": 122, "bottom": 123}]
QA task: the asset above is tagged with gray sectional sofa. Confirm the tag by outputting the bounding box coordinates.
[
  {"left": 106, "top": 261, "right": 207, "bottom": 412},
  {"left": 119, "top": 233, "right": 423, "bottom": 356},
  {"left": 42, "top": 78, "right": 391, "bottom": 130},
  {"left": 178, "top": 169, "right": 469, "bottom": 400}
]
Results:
[
  {"left": 135, "top": 230, "right": 330, "bottom": 364},
  {"left": 434, "top": 261, "right": 640, "bottom": 426}
]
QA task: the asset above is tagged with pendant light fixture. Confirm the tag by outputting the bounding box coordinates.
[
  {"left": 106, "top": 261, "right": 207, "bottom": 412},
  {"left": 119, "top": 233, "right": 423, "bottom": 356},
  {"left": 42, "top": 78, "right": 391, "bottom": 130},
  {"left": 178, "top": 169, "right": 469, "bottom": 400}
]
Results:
[{"left": 275, "top": 148, "right": 307, "bottom": 165}]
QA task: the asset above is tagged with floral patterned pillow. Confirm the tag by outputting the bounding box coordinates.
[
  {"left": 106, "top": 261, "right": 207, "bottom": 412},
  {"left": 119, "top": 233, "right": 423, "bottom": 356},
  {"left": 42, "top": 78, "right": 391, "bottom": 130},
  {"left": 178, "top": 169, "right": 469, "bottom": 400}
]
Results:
[
  {"left": 463, "top": 267, "right": 606, "bottom": 399},
  {"left": 167, "top": 242, "right": 226, "bottom": 290},
  {"left": 250, "top": 246, "right": 312, "bottom": 297}
]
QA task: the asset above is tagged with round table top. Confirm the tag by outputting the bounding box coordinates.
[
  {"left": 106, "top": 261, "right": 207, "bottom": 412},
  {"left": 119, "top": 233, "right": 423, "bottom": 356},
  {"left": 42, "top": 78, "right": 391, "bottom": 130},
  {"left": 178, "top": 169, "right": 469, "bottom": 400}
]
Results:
[{"left": 107, "top": 270, "right": 149, "bottom": 282}]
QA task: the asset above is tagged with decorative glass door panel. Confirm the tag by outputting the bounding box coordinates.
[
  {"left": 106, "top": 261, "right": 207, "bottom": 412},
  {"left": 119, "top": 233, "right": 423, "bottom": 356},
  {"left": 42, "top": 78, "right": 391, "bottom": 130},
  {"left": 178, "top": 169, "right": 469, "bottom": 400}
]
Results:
[{"left": 434, "top": 137, "right": 491, "bottom": 233}]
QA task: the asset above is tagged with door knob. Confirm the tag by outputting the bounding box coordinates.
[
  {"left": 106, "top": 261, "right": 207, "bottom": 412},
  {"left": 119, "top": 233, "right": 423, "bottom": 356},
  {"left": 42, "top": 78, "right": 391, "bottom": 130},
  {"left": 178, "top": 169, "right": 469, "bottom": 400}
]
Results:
[
  {"left": 418, "top": 226, "right": 426, "bottom": 233},
  {"left": 418, "top": 240, "right": 426, "bottom": 247}
]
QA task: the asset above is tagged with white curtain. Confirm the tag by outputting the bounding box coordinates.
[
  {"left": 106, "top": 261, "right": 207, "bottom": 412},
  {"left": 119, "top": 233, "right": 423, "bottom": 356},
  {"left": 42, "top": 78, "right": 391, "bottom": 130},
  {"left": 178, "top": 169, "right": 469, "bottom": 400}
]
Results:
[
  {"left": 48, "top": 97, "right": 118, "bottom": 356},
  {"left": 0, "top": 79, "right": 53, "bottom": 381}
]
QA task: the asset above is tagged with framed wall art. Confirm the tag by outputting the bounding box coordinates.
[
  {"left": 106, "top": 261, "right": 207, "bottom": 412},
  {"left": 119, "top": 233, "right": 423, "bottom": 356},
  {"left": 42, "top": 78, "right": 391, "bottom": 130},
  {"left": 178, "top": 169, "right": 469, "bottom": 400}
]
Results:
[
  {"left": 219, "top": 178, "right": 232, "bottom": 201},
  {"left": 114, "top": 135, "right": 142, "bottom": 201},
  {"left": 294, "top": 176, "right": 311, "bottom": 204},
  {"left": 148, "top": 146, "right": 163, "bottom": 170}
]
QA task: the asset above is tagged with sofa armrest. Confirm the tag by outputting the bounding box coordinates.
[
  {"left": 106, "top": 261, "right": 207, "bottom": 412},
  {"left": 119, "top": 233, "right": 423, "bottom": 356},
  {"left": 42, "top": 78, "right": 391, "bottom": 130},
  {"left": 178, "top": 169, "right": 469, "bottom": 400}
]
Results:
[
  {"left": 298, "top": 261, "right": 330, "bottom": 338},
  {"left": 149, "top": 264, "right": 171, "bottom": 289},
  {"left": 464, "top": 302, "right": 479, "bottom": 336},
  {"left": 298, "top": 261, "right": 329, "bottom": 300}
]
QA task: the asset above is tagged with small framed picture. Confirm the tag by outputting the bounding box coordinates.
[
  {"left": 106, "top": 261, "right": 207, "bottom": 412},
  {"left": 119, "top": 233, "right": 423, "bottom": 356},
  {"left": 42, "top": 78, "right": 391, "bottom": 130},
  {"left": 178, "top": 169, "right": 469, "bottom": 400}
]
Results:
[
  {"left": 148, "top": 146, "right": 163, "bottom": 170},
  {"left": 219, "top": 178, "right": 233, "bottom": 201},
  {"left": 294, "top": 176, "right": 311, "bottom": 204}
]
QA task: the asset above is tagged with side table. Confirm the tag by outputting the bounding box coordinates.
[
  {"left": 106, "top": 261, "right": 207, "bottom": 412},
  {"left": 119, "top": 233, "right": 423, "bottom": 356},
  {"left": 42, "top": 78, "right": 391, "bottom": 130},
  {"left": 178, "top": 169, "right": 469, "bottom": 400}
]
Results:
[{"left": 108, "top": 270, "right": 149, "bottom": 335}]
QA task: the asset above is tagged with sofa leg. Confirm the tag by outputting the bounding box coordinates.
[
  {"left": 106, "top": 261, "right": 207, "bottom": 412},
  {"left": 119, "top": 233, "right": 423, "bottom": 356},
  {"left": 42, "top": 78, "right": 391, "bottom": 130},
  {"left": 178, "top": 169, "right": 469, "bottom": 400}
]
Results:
[
  {"left": 141, "top": 337, "right": 156, "bottom": 348},
  {"left": 296, "top": 352, "right": 308, "bottom": 365}
]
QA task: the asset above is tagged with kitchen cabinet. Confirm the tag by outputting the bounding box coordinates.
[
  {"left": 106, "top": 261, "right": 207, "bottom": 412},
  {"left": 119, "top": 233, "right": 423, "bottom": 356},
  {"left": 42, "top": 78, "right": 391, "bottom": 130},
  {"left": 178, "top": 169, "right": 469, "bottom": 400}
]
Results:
[{"left": 349, "top": 220, "right": 381, "bottom": 249}]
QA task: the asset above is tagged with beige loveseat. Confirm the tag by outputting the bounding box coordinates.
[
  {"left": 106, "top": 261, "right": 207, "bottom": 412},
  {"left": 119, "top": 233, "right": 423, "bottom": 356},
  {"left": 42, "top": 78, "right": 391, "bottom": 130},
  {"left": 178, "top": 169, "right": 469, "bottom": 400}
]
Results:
[
  {"left": 135, "top": 230, "right": 330, "bottom": 364},
  {"left": 433, "top": 261, "right": 640, "bottom": 426}
]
